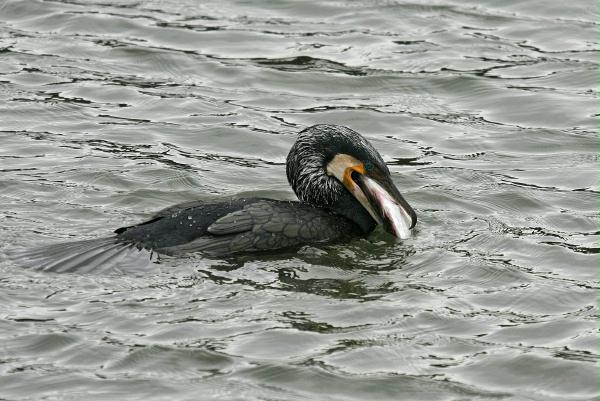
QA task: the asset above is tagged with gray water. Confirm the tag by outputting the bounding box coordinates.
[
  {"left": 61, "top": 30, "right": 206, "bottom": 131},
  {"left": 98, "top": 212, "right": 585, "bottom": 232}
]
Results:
[{"left": 0, "top": 0, "right": 598, "bottom": 400}]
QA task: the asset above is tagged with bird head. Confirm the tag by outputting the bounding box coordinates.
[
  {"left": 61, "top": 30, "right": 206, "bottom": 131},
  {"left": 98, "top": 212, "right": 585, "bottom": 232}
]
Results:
[{"left": 286, "top": 124, "right": 417, "bottom": 238}]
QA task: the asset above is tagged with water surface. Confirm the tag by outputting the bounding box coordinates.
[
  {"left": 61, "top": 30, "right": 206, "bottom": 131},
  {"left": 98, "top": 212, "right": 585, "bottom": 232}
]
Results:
[{"left": 0, "top": 0, "right": 598, "bottom": 400}]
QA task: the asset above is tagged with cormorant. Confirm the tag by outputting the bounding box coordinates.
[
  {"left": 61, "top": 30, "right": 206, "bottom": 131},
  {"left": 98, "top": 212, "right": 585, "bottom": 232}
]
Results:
[{"left": 12, "top": 124, "right": 417, "bottom": 273}]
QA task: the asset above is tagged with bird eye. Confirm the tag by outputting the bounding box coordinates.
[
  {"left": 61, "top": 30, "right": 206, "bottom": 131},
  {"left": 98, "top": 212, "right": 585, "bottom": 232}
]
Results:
[{"left": 364, "top": 162, "right": 374, "bottom": 171}]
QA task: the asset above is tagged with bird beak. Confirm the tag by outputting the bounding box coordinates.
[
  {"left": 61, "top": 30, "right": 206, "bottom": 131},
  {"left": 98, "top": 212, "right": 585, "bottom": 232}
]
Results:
[{"left": 327, "top": 154, "right": 417, "bottom": 238}]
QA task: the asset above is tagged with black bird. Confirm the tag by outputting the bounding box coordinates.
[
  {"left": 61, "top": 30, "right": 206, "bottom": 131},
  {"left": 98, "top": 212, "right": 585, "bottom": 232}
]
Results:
[{"left": 12, "top": 124, "right": 417, "bottom": 273}]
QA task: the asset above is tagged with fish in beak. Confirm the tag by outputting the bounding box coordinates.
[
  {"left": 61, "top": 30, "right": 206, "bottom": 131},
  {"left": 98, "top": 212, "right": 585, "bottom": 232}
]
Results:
[{"left": 327, "top": 154, "right": 417, "bottom": 239}]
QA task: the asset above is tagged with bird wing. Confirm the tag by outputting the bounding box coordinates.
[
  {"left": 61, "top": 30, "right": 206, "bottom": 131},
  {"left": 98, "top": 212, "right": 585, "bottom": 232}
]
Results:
[
  {"left": 8, "top": 237, "right": 158, "bottom": 274},
  {"left": 159, "top": 201, "right": 356, "bottom": 256},
  {"left": 150, "top": 199, "right": 216, "bottom": 219}
]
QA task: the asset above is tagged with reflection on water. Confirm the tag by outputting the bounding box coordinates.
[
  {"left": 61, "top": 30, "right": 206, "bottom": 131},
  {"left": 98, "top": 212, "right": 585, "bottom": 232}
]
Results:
[{"left": 0, "top": 0, "right": 598, "bottom": 400}]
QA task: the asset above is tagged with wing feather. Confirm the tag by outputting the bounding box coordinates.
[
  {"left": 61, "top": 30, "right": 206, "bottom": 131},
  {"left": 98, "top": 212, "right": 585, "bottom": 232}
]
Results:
[{"left": 161, "top": 201, "right": 357, "bottom": 256}]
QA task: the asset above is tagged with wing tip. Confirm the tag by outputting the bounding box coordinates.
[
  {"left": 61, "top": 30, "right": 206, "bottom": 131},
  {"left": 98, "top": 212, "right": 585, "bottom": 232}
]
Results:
[{"left": 7, "top": 237, "right": 159, "bottom": 275}]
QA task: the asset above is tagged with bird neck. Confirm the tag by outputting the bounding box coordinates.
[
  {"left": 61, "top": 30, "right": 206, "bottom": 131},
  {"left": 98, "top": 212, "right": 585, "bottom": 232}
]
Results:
[{"left": 330, "top": 195, "right": 377, "bottom": 234}]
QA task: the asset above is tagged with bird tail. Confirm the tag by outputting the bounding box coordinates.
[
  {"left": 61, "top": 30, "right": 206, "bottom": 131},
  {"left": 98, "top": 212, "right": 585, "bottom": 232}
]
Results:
[{"left": 6, "top": 237, "right": 158, "bottom": 274}]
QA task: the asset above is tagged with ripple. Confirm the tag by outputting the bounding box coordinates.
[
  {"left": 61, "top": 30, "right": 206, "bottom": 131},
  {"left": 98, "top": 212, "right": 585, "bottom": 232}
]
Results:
[
  {"left": 106, "top": 345, "right": 234, "bottom": 378},
  {"left": 451, "top": 351, "right": 599, "bottom": 400},
  {"left": 5, "top": 333, "right": 80, "bottom": 355}
]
